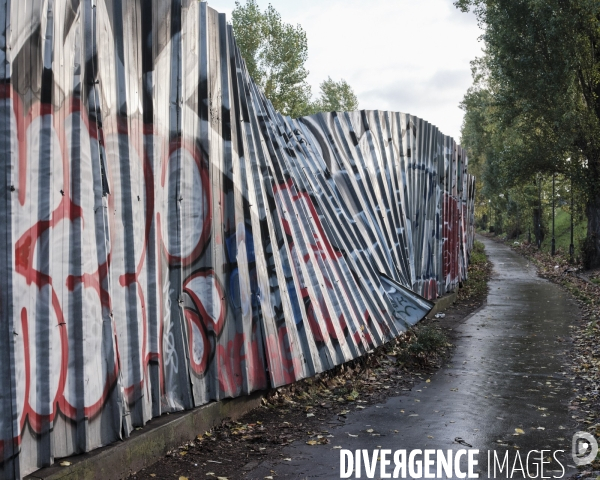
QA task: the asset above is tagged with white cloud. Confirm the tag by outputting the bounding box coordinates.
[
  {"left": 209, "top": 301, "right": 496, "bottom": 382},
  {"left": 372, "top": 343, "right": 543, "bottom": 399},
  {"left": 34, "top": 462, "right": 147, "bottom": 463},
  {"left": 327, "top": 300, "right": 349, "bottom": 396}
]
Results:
[{"left": 205, "top": 0, "right": 483, "bottom": 141}]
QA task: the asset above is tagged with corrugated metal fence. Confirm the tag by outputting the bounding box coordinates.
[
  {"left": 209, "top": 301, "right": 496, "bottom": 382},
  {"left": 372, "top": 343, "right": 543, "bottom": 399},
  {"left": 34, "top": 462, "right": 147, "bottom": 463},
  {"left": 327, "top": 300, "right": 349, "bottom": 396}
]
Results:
[{"left": 0, "top": 1, "right": 475, "bottom": 477}]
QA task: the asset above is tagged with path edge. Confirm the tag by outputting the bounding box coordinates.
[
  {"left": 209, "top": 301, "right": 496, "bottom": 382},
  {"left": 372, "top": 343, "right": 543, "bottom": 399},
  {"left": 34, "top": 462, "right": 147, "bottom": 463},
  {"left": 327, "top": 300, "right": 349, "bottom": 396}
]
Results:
[
  {"left": 24, "top": 392, "right": 265, "bottom": 480},
  {"left": 26, "top": 293, "right": 458, "bottom": 480},
  {"left": 428, "top": 290, "right": 458, "bottom": 317}
]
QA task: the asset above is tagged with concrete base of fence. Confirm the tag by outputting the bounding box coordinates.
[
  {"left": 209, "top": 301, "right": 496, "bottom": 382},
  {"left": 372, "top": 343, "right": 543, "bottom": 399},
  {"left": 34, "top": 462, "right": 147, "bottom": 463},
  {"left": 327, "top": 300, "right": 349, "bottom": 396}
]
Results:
[
  {"left": 24, "top": 391, "right": 266, "bottom": 480},
  {"left": 25, "top": 291, "right": 457, "bottom": 480},
  {"left": 427, "top": 290, "right": 458, "bottom": 318}
]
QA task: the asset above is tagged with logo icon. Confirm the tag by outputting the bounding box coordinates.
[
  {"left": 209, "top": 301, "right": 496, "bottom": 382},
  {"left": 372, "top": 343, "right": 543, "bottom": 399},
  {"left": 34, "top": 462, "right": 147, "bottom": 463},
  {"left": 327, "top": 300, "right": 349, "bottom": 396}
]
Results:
[{"left": 572, "top": 432, "right": 598, "bottom": 466}]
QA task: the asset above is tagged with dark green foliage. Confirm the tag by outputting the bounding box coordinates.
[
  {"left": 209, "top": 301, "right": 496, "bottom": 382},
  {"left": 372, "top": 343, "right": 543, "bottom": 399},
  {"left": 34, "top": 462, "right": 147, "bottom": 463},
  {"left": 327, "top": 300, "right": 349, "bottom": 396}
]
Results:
[
  {"left": 469, "top": 240, "right": 486, "bottom": 265},
  {"left": 457, "top": 0, "right": 600, "bottom": 267},
  {"left": 459, "top": 240, "right": 491, "bottom": 301}
]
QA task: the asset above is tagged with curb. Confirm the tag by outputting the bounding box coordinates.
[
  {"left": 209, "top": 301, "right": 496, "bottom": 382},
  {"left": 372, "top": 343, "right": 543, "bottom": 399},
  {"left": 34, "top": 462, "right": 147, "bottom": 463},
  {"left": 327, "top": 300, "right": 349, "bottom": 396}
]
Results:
[
  {"left": 427, "top": 290, "right": 458, "bottom": 317},
  {"left": 26, "top": 291, "right": 458, "bottom": 480},
  {"left": 25, "top": 391, "right": 266, "bottom": 480}
]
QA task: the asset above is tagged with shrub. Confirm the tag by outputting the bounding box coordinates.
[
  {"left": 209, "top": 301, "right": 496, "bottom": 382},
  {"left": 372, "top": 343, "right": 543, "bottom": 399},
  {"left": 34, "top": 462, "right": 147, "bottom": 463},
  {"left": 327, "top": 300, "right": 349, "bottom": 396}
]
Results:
[{"left": 406, "top": 326, "right": 448, "bottom": 363}]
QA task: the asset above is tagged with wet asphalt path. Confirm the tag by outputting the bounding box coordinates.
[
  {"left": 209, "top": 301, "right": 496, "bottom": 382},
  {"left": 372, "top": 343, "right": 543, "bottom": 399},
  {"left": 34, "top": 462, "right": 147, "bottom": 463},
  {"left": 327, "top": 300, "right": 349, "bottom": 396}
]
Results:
[{"left": 247, "top": 236, "right": 579, "bottom": 479}]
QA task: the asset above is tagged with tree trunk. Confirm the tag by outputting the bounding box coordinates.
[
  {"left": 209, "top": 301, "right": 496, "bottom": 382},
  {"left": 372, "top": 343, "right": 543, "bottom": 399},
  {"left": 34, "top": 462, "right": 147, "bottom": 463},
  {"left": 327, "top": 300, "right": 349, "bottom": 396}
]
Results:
[{"left": 584, "top": 193, "right": 600, "bottom": 269}]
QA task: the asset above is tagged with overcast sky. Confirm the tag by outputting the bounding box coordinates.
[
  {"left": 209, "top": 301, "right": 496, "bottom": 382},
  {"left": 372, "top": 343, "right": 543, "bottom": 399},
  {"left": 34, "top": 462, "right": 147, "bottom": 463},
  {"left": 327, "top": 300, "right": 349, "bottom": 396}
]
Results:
[{"left": 205, "top": 0, "right": 484, "bottom": 142}]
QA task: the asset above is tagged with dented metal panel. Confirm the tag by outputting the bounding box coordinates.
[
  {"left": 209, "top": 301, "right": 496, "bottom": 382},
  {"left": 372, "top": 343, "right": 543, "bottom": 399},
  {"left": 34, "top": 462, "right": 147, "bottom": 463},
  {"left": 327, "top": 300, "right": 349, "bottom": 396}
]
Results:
[{"left": 0, "top": 1, "right": 474, "bottom": 477}]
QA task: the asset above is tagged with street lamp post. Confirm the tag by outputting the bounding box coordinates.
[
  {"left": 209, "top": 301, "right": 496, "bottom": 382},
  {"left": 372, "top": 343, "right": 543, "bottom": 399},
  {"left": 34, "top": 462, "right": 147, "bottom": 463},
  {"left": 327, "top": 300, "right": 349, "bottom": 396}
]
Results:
[
  {"left": 570, "top": 176, "right": 575, "bottom": 263},
  {"left": 551, "top": 173, "right": 556, "bottom": 256},
  {"left": 516, "top": 202, "right": 519, "bottom": 241},
  {"left": 499, "top": 193, "right": 505, "bottom": 236},
  {"left": 537, "top": 175, "right": 542, "bottom": 250}
]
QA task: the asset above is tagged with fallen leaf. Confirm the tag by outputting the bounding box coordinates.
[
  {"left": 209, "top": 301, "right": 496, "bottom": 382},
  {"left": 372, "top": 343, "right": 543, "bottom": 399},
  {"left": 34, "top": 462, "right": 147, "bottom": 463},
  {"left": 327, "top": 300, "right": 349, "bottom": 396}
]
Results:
[
  {"left": 333, "top": 446, "right": 342, "bottom": 449},
  {"left": 179, "top": 477, "right": 189, "bottom": 480},
  {"left": 426, "top": 379, "right": 431, "bottom": 383},
  {"left": 366, "top": 429, "right": 374, "bottom": 433},
  {"left": 515, "top": 428, "right": 525, "bottom": 435},
  {"left": 150, "top": 475, "right": 156, "bottom": 478},
  {"left": 60, "top": 461, "right": 71, "bottom": 467},
  {"left": 306, "top": 413, "right": 315, "bottom": 418},
  {"left": 306, "top": 440, "right": 318, "bottom": 445}
]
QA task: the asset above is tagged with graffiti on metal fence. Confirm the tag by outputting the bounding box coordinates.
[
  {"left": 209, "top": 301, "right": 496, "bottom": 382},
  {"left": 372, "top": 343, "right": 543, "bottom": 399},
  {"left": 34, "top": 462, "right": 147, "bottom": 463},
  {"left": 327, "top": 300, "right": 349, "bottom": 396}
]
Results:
[{"left": 0, "top": 1, "right": 474, "bottom": 477}]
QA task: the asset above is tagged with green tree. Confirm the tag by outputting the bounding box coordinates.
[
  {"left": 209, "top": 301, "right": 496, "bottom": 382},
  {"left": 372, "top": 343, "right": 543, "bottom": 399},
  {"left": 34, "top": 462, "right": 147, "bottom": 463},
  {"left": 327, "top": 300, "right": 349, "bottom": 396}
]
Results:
[
  {"left": 315, "top": 77, "right": 359, "bottom": 112},
  {"left": 232, "top": 1, "right": 360, "bottom": 117},
  {"left": 456, "top": 0, "right": 600, "bottom": 267},
  {"left": 232, "top": 0, "right": 313, "bottom": 117}
]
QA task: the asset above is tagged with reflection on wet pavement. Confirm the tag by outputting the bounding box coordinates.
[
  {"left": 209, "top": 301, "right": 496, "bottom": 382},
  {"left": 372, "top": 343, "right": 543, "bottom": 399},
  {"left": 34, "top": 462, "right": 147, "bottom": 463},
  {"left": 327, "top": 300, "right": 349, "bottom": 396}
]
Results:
[{"left": 248, "top": 236, "right": 579, "bottom": 479}]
